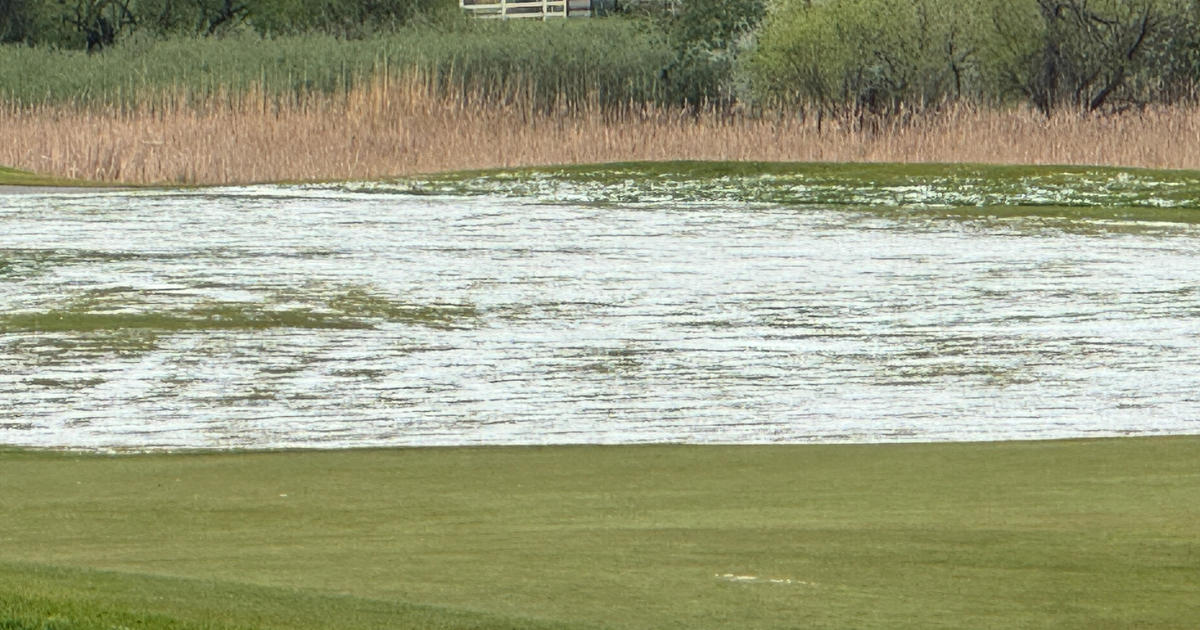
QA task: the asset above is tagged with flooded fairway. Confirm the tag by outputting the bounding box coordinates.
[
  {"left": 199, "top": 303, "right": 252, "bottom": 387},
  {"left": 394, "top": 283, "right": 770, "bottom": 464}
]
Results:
[{"left": 4, "top": 165, "right": 1200, "bottom": 449}]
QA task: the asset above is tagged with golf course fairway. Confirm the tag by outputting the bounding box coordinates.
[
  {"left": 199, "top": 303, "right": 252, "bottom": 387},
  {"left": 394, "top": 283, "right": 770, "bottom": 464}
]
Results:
[{"left": 2, "top": 438, "right": 1199, "bottom": 628}]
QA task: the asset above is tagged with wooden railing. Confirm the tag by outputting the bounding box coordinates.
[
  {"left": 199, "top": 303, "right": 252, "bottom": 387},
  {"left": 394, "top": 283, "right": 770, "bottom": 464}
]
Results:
[{"left": 461, "top": 0, "right": 587, "bottom": 19}]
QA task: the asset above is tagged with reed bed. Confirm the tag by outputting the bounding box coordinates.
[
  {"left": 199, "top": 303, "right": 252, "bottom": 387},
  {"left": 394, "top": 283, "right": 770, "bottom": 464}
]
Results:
[
  {"left": 5, "top": 76, "right": 1200, "bottom": 185},
  {"left": 0, "top": 23, "right": 668, "bottom": 111}
]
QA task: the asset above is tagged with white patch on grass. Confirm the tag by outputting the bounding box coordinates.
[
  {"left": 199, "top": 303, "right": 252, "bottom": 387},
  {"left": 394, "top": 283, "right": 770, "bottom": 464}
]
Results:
[{"left": 715, "top": 573, "right": 814, "bottom": 586}]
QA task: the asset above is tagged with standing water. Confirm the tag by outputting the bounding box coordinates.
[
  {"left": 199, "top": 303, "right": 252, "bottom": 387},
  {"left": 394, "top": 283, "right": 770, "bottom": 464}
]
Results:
[{"left": 3, "top": 165, "right": 1200, "bottom": 450}]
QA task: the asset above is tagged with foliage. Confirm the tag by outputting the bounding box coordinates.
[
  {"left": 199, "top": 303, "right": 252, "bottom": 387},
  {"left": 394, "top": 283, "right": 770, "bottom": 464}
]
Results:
[
  {"left": 749, "top": 0, "right": 1200, "bottom": 118},
  {"left": 1012, "top": 0, "right": 1200, "bottom": 114},
  {"left": 0, "top": 0, "right": 30, "bottom": 42},
  {"left": 0, "top": 0, "right": 458, "bottom": 48},
  {"left": 5, "top": 0, "right": 1200, "bottom": 116},
  {"left": 748, "top": 0, "right": 1002, "bottom": 119},
  {"left": 659, "top": 0, "right": 765, "bottom": 107},
  {"left": 133, "top": 0, "right": 253, "bottom": 37},
  {"left": 615, "top": 0, "right": 676, "bottom": 18}
]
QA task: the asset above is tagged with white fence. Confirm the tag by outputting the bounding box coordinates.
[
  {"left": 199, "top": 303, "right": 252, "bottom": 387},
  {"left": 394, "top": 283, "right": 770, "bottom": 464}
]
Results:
[{"left": 460, "top": 0, "right": 590, "bottom": 19}]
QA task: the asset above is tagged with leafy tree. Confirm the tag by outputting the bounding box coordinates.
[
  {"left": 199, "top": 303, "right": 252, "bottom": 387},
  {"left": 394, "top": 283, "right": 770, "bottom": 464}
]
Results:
[
  {"left": 660, "top": 0, "right": 765, "bottom": 108},
  {"left": 750, "top": 0, "right": 1200, "bottom": 118},
  {"left": 0, "top": 0, "right": 33, "bottom": 43},
  {"left": 749, "top": 0, "right": 994, "bottom": 120},
  {"left": 134, "top": 0, "right": 250, "bottom": 36},
  {"left": 1020, "top": 0, "right": 1196, "bottom": 114},
  {"left": 976, "top": 0, "right": 1200, "bottom": 114},
  {"left": 1, "top": 0, "right": 458, "bottom": 47},
  {"left": 60, "top": 0, "right": 138, "bottom": 51}
]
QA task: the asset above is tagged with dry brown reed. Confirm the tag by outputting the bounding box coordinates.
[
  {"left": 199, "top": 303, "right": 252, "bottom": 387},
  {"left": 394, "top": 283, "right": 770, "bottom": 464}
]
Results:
[{"left": 5, "top": 74, "right": 1200, "bottom": 185}]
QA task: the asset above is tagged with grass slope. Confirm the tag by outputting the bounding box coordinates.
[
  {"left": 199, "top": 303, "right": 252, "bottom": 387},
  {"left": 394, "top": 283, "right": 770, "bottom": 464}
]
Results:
[
  {"left": 403, "top": 160, "right": 1200, "bottom": 222},
  {"left": 0, "top": 166, "right": 111, "bottom": 188},
  {"left": 2, "top": 439, "right": 1199, "bottom": 629}
]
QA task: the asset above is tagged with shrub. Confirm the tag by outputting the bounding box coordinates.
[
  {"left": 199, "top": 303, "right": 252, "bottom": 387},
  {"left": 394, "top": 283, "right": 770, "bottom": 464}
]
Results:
[
  {"left": 748, "top": 0, "right": 1200, "bottom": 118},
  {"left": 0, "top": 0, "right": 36, "bottom": 43},
  {"left": 748, "top": 0, "right": 1002, "bottom": 119},
  {"left": 999, "top": 0, "right": 1200, "bottom": 114},
  {"left": 659, "top": 0, "right": 765, "bottom": 108},
  {"left": 0, "top": 0, "right": 461, "bottom": 48}
]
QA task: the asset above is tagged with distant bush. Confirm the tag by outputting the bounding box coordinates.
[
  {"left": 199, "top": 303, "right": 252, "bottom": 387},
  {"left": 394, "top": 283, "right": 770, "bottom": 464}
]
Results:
[
  {"left": 0, "top": 0, "right": 459, "bottom": 49},
  {"left": 748, "top": 0, "right": 1200, "bottom": 118},
  {"left": 6, "top": 0, "right": 1199, "bottom": 118},
  {"left": 748, "top": 0, "right": 1005, "bottom": 119},
  {"left": 659, "top": 0, "right": 764, "bottom": 108},
  {"left": 0, "top": 0, "right": 35, "bottom": 43},
  {"left": 0, "top": 0, "right": 82, "bottom": 47},
  {"left": 998, "top": 0, "right": 1200, "bottom": 115}
]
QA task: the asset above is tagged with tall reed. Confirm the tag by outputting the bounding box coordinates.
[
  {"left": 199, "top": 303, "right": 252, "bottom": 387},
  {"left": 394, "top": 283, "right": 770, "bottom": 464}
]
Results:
[{"left": 4, "top": 73, "right": 1200, "bottom": 185}]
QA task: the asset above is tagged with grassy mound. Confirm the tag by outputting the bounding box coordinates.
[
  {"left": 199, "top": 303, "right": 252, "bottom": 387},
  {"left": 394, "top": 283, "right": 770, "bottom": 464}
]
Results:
[
  {"left": 0, "top": 166, "right": 106, "bottom": 188},
  {"left": 396, "top": 160, "right": 1200, "bottom": 222}
]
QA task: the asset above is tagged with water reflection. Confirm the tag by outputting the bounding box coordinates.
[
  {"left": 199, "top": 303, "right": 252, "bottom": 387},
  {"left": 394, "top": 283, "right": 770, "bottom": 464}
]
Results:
[{"left": 2, "top": 186, "right": 1200, "bottom": 450}]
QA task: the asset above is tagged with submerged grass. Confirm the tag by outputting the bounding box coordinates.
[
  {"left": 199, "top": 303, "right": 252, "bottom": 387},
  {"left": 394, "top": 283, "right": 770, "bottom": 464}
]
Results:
[
  {"left": 323, "top": 287, "right": 478, "bottom": 329},
  {"left": 0, "top": 286, "right": 476, "bottom": 336},
  {"left": 5, "top": 330, "right": 162, "bottom": 360},
  {"left": 1, "top": 438, "right": 1198, "bottom": 629},
  {"left": 0, "top": 306, "right": 374, "bottom": 334},
  {"left": 0, "top": 286, "right": 477, "bottom": 362}
]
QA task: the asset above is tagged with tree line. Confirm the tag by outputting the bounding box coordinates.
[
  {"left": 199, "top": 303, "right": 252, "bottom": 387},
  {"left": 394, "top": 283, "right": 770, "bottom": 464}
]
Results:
[
  {"left": 3, "top": 0, "right": 1199, "bottom": 118},
  {"left": 0, "top": 0, "right": 451, "bottom": 50},
  {"left": 747, "top": 0, "right": 1200, "bottom": 117}
]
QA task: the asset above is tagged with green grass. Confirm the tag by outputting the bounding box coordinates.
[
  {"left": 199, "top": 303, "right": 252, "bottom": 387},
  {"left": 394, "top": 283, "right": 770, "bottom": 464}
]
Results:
[
  {"left": 11, "top": 156, "right": 1200, "bottom": 220},
  {"left": 2, "top": 438, "right": 1199, "bottom": 628},
  {"left": 0, "top": 562, "right": 570, "bottom": 630},
  {"left": 0, "top": 166, "right": 110, "bottom": 188},
  {"left": 399, "top": 160, "right": 1200, "bottom": 222}
]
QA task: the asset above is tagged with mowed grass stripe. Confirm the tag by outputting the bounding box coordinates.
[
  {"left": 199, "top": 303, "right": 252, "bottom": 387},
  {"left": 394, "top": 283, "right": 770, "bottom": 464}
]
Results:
[
  {"left": 0, "top": 561, "right": 574, "bottom": 630},
  {"left": 1, "top": 439, "right": 1199, "bottom": 629}
]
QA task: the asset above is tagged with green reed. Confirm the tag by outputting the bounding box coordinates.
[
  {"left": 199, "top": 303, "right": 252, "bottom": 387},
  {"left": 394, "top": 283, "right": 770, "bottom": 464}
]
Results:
[{"left": 0, "top": 20, "right": 670, "bottom": 111}]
